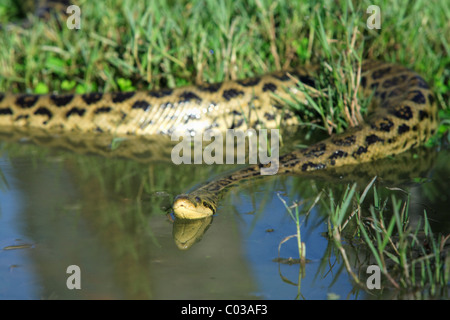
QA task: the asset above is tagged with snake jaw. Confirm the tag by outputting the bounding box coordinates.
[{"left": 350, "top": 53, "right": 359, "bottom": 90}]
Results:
[{"left": 173, "top": 194, "right": 215, "bottom": 219}]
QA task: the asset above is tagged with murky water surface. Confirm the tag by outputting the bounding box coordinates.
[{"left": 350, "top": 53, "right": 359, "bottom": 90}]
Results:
[{"left": 0, "top": 129, "right": 448, "bottom": 299}]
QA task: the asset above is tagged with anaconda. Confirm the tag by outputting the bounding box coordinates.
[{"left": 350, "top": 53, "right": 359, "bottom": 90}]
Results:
[
  {"left": 0, "top": 60, "right": 438, "bottom": 219},
  {"left": 172, "top": 60, "right": 438, "bottom": 219}
]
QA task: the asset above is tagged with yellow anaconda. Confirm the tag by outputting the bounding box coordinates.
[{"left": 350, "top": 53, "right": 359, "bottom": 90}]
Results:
[
  {"left": 172, "top": 60, "right": 438, "bottom": 219},
  {"left": 0, "top": 60, "right": 438, "bottom": 220},
  {"left": 0, "top": 68, "right": 309, "bottom": 135}
]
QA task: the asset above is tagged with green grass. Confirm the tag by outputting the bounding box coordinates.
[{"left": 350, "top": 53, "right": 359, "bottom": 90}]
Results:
[
  {"left": 325, "top": 178, "right": 449, "bottom": 298},
  {"left": 277, "top": 175, "right": 449, "bottom": 298}
]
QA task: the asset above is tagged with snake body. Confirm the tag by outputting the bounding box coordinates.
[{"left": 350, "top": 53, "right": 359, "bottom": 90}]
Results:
[
  {"left": 0, "top": 69, "right": 310, "bottom": 135},
  {"left": 172, "top": 60, "right": 438, "bottom": 219},
  {"left": 0, "top": 60, "right": 438, "bottom": 219}
]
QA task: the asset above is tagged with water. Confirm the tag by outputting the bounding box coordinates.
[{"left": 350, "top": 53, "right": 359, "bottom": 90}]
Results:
[{"left": 0, "top": 130, "right": 448, "bottom": 299}]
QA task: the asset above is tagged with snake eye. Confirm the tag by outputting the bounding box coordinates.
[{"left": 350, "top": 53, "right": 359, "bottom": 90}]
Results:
[{"left": 195, "top": 196, "right": 201, "bottom": 203}]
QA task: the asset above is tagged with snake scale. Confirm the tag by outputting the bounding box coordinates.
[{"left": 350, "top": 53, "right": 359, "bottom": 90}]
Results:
[{"left": 0, "top": 60, "right": 438, "bottom": 219}]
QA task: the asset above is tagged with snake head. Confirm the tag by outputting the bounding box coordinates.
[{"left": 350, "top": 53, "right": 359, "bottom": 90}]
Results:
[{"left": 173, "top": 193, "right": 217, "bottom": 220}]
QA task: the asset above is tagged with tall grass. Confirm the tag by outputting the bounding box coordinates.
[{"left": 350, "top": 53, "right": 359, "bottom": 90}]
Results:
[
  {"left": 326, "top": 179, "right": 448, "bottom": 297},
  {"left": 0, "top": 1, "right": 447, "bottom": 106}
]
